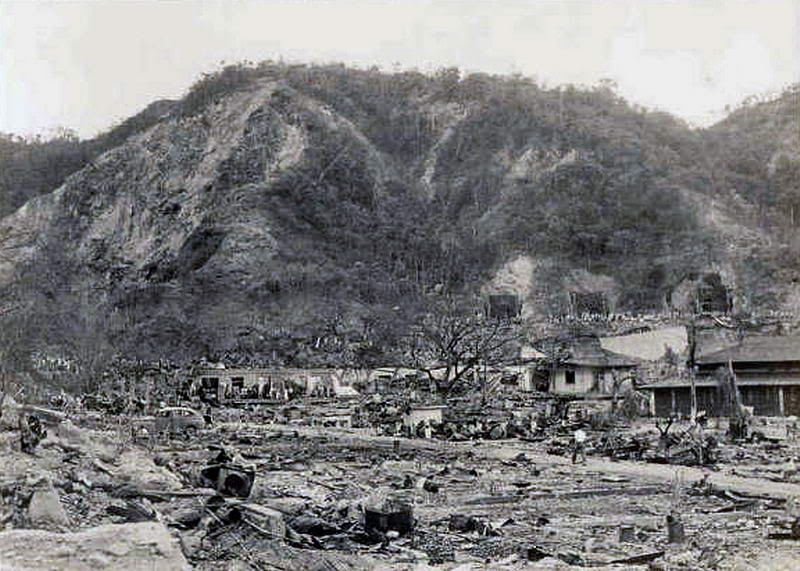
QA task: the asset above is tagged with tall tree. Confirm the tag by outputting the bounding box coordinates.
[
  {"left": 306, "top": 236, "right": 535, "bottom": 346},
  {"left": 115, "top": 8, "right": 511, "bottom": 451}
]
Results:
[{"left": 406, "top": 297, "right": 519, "bottom": 396}]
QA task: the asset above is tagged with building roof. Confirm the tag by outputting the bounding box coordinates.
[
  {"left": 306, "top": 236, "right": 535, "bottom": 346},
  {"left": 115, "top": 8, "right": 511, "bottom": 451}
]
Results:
[
  {"left": 520, "top": 345, "right": 548, "bottom": 361},
  {"left": 697, "top": 335, "right": 800, "bottom": 365},
  {"left": 564, "top": 337, "right": 642, "bottom": 368}
]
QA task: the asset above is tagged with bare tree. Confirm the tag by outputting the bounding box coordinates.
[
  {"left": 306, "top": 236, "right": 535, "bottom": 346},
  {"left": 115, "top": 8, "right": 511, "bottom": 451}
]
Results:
[{"left": 406, "top": 297, "right": 519, "bottom": 397}]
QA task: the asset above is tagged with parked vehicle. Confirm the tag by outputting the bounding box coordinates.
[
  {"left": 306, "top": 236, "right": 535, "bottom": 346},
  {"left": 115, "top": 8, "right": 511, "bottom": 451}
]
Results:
[{"left": 154, "top": 406, "right": 205, "bottom": 435}]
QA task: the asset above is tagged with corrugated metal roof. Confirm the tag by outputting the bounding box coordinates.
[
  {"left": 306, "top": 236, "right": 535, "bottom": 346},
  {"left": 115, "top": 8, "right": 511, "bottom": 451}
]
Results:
[{"left": 697, "top": 335, "right": 800, "bottom": 365}]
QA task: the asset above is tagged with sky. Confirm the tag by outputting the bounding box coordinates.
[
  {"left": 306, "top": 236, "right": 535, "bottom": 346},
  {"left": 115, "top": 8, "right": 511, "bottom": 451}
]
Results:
[{"left": 0, "top": 0, "right": 798, "bottom": 139}]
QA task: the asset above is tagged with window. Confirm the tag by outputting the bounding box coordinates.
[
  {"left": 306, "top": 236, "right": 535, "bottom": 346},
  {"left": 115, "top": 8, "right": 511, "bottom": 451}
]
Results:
[{"left": 565, "top": 370, "right": 576, "bottom": 385}]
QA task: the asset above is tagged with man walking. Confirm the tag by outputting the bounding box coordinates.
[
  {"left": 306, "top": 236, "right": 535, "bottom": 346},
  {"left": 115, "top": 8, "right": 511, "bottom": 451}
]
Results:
[{"left": 572, "top": 428, "right": 587, "bottom": 464}]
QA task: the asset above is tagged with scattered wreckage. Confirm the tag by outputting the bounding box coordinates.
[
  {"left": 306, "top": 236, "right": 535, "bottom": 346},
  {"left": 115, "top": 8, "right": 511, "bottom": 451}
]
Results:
[{"left": 3, "top": 378, "right": 800, "bottom": 570}]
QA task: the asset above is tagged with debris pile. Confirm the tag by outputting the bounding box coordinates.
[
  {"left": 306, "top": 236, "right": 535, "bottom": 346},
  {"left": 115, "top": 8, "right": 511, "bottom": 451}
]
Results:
[{"left": 2, "top": 386, "right": 800, "bottom": 569}]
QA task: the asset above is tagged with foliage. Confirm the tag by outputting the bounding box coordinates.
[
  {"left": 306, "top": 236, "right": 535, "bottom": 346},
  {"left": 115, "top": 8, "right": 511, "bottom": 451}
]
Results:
[
  {"left": 179, "top": 63, "right": 259, "bottom": 117},
  {"left": 0, "top": 100, "right": 173, "bottom": 217},
  {"left": 0, "top": 61, "right": 796, "bottom": 367}
]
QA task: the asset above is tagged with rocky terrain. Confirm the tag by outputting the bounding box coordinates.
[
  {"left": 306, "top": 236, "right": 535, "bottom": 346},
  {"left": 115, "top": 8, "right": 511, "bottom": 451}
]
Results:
[{"left": 0, "top": 63, "right": 797, "bottom": 368}]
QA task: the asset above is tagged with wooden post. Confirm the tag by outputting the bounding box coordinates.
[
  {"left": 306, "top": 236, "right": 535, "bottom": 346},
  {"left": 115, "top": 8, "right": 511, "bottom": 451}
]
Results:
[
  {"left": 728, "top": 358, "right": 747, "bottom": 439},
  {"left": 666, "top": 514, "right": 685, "bottom": 544},
  {"left": 688, "top": 318, "right": 697, "bottom": 423}
]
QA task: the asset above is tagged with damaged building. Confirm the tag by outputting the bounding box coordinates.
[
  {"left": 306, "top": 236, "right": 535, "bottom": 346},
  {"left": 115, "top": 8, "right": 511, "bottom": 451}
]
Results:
[
  {"left": 550, "top": 337, "right": 641, "bottom": 397},
  {"left": 548, "top": 327, "right": 689, "bottom": 399},
  {"left": 644, "top": 335, "right": 800, "bottom": 417},
  {"left": 403, "top": 404, "right": 447, "bottom": 430},
  {"left": 188, "top": 367, "right": 361, "bottom": 403}
]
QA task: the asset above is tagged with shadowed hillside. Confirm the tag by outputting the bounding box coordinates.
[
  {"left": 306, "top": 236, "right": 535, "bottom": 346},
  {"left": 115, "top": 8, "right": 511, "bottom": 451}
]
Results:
[{"left": 0, "top": 62, "right": 796, "bottom": 373}]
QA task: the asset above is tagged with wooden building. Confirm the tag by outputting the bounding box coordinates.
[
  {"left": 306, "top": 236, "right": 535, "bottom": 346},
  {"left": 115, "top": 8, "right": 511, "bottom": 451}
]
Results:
[
  {"left": 643, "top": 335, "right": 800, "bottom": 417},
  {"left": 550, "top": 337, "right": 641, "bottom": 396}
]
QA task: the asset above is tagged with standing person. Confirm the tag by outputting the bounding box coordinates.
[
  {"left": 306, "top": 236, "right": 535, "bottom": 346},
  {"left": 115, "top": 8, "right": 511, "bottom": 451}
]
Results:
[
  {"left": 572, "top": 428, "right": 588, "bottom": 464},
  {"left": 529, "top": 414, "right": 538, "bottom": 435}
]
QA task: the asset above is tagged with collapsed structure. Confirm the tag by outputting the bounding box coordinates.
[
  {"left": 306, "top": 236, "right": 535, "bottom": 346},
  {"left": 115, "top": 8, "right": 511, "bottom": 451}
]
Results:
[{"left": 188, "top": 367, "right": 362, "bottom": 403}]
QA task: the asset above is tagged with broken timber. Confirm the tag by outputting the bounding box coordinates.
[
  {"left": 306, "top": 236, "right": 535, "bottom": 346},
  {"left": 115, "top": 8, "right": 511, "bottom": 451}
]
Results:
[{"left": 465, "top": 484, "right": 667, "bottom": 505}]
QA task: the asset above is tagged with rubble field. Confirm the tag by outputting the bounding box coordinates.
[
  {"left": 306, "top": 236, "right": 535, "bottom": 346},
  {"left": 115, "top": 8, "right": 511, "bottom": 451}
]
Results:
[{"left": 3, "top": 397, "right": 800, "bottom": 570}]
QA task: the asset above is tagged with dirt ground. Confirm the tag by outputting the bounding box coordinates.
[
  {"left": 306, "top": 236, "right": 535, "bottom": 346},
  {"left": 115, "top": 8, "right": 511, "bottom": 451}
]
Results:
[
  {"left": 4, "top": 402, "right": 800, "bottom": 570},
  {"left": 191, "top": 419, "right": 800, "bottom": 569}
]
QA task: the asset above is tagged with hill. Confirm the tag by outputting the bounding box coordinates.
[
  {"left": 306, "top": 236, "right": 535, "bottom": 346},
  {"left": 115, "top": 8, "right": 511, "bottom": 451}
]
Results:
[
  {"left": 0, "top": 99, "right": 177, "bottom": 218},
  {"left": 0, "top": 62, "right": 796, "bottom": 374}
]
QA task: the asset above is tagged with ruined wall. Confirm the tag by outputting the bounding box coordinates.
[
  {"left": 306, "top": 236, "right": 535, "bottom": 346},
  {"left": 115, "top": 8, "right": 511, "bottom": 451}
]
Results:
[
  {"left": 653, "top": 385, "right": 785, "bottom": 417},
  {"left": 403, "top": 407, "right": 444, "bottom": 429}
]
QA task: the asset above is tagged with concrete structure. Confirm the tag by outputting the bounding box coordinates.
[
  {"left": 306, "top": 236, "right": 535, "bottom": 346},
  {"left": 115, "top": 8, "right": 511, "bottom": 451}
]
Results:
[
  {"left": 403, "top": 405, "right": 446, "bottom": 430},
  {"left": 367, "top": 367, "right": 419, "bottom": 393},
  {"left": 191, "top": 367, "right": 297, "bottom": 402},
  {"left": 644, "top": 335, "right": 800, "bottom": 417},
  {"left": 189, "top": 367, "right": 361, "bottom": 402},
  {"left": 306, "top": 371, "right": 361, "bottom": 399}
]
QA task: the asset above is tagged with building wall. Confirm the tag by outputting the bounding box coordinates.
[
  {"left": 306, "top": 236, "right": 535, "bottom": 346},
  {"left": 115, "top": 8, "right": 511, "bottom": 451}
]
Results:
[
  {"left": 193, "top": 367, "right": 368, "bottom": 400},
  {"left": 653, "top": 387, "right": 720, "bottom": 417},
  {"left": 784, "top": 386, "right": 800, "bottom": 416},
  {"left": 653, "top": 385, "right": 785, "bottom": 417},
  {"left": 517, "top": 367, "right": 535, "bottom": 392},
  {"left": 498, "top": 365, "right": 539, "bottom": 392},
  {"left": 551, "top": 366, "right": 597, "bottom": 395},
  {"left": 740, "top": 386, "right": 781, "bottom": 415}
]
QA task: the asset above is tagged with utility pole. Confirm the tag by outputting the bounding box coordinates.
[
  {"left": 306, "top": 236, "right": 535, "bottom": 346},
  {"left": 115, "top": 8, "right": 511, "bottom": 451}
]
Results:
[{"left": 687, "top": 316, "right": 698, "bottom": 424}]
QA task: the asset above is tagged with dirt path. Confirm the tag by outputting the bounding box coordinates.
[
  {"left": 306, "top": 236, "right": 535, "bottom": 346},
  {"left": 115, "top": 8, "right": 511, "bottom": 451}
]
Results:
[
  {"left": 242, "top": 423, "right": 800, "bottom": 500},
  {"left": 471, "top": 440, "right": 800, "bottom": 499}
]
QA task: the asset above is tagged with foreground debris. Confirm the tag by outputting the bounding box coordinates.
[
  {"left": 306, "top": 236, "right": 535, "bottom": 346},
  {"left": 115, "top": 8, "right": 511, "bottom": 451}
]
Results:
[{"left": 2, "top": 392, "right": 800, "bottom": 570}]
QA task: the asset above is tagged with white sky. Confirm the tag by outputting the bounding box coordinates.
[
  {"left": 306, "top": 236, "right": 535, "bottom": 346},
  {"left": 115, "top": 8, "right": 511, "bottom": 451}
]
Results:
[{"left": 1, "top": 0, "right": 798, "bottom": 138}]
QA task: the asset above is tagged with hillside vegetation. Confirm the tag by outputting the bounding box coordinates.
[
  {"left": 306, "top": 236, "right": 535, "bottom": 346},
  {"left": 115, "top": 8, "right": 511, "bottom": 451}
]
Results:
[{"left": 0, "top": 62, "right": 797, "bottom": 375}]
